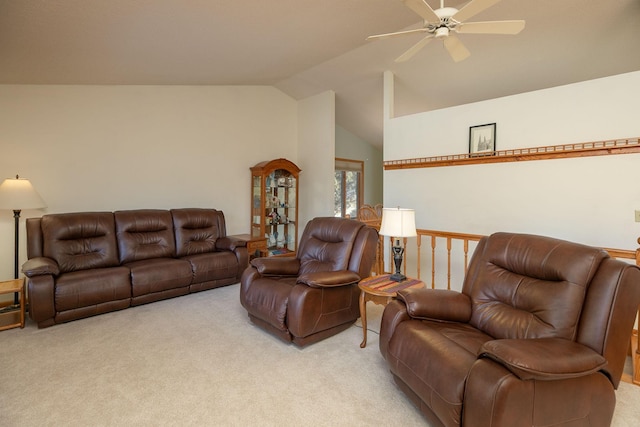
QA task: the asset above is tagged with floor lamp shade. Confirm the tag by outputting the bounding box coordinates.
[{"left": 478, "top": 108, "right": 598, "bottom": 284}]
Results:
[
  {"left": 0, "top": 176, "right": 47, "bottom": 211},
  {"left": 0, "top": 175, "right": 46, "bottom": 303},
  {"left": 379, "top": 207, "right": 417, "bottom": 282}
]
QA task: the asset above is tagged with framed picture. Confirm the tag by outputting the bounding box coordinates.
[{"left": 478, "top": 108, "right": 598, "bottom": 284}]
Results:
[{"left": 469, "top": 123, "right": 496, "bottom": 155}]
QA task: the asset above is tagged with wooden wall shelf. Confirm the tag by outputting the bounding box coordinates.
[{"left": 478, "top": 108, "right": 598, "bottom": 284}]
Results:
[{"left": 384, "top": 137, "right": 640, "bottom": 170}]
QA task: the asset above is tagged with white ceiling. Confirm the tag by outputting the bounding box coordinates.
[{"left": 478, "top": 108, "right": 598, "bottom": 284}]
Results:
[{"left": 1, "top": 0, "right": 639, "bottom": 148}]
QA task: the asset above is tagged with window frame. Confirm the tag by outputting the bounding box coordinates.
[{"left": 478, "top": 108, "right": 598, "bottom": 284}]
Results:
[{"left": 334, "top": 157, "right": 364, "bottom": 219}]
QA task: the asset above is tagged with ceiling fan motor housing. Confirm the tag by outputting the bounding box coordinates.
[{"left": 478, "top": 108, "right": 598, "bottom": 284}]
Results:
[
  {"left": 435, "top": 7, "right": 458, "bottom": 20},
  {"left": 433, "top": 7, "right": 459, "bottom": 36}
]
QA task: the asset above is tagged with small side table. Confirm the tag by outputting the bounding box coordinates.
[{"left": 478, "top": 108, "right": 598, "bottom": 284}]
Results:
[
  {"left": 0, "top": 278, "right": 25, "bottom": 331},
  {"left": 229, "top": 234, "right": 268, "bottom": 259},
  {"left": 358, "top": 274, "right": 424, "bottom": 348}
]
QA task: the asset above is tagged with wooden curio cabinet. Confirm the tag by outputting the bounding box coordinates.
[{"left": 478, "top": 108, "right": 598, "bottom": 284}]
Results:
[{"left": 250, "top": 158, "right": 301, "bottom": 257}]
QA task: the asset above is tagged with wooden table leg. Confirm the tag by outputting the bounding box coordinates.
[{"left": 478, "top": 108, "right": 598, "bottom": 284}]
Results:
[
  {"left": 359, "top": 290, "right": 368, "bottom": 348},
  {"left": 19, "top": 280, "right": 25, "bottom": 328}
]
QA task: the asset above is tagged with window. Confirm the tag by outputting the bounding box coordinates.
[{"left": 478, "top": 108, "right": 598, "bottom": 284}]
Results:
[{"left": 334, "top": 158, "right": 364, "bottom": 218}]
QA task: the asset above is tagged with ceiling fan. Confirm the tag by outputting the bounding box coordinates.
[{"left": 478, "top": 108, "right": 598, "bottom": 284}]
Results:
[{"left": 367, "top": 0, "right": 525, "bottom": 62}]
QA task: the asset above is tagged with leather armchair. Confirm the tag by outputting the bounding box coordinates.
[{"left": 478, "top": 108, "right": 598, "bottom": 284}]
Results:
[
  {"left": 379, "top": 232, "right": 640, "bottom": 427},
  {"left": 240, "top": 217, "right": 379, "bottom": 346}
]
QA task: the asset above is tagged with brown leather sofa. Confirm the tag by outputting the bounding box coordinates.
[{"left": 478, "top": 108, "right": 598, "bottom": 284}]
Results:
[
  {"left": 379, "top": 232, "right": 640, "bottom": 427},
  {"left": 240, "top": 217, "right": 378, "bottom": 346},
  {"left": 22, "top": 208, "right": 248, "bottom": 328}
]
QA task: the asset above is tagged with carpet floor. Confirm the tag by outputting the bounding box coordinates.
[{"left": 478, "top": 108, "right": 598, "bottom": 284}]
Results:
[{"left": 1, "top": 283, "right": 638, "bottom": 426}]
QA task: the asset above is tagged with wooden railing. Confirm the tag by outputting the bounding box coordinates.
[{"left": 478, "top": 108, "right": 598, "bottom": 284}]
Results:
[
  {"left": 374, "top": 229, "right": 640, "bottom": 386},
  {"left": 384, "top": 137, "right": 640, "bottom": 170}
]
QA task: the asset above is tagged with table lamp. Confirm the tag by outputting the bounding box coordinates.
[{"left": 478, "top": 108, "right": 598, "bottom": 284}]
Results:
[
  {"left": 0, "top": 175, "right": 47, "bottom": 304},
  {"left": 379, "top": 207, "right": 417, "bottom": 282}
]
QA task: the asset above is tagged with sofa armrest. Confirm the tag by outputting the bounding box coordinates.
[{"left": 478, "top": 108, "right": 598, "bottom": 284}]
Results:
[
  {"left": 397, "top": 288, "right": 472, "bottom": 322},
  {"left": 27, "top": 274, "right": 56, "bottom": 326},
  {"left": 379, "top": 299, "right": 412, "bottom": 360},
  {"left": 216, "top": 236, "right": 247, "bottom": 252},
  {"left": 250, "top": 256, "right": 300, "bottom": 276},
  {"left": 297, "top": 271, "right": 361, "bottom": 288},
  {"left": 479, "top": 338, "right": 608, "bottom": 381},
  {"left": 22, "top": 257, "right": 60, "bottom": 277}
]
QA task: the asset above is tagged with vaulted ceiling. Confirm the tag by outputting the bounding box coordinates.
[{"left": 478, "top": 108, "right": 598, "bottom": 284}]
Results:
[{"left": 2, "top": 0, "right": 639, "bottom": 148}]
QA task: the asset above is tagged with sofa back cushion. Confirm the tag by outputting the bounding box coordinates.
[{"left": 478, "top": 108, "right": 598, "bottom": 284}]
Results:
[
  {"left": 462, "top": 232, "right": 607, "bottom": 341},
  {"left": 115, "top": 209, "right": 176, "bottom": 264},
  {"left": 171, "top": 208, "right": 224, "bottom": 257},
  {"left": 297, "top": 217, "right": 364, "bottom": 275},
  {"left": 41, "top": 212, "right": 119, "bottom": 273}
]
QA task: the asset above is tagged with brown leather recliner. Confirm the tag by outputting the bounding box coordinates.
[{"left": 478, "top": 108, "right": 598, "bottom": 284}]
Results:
[
  {"left": 240, "top": 217, "right": 379, "bottom": 346},
  {"left": 380, "top": 232, "right": 640, "bottom": 427}
]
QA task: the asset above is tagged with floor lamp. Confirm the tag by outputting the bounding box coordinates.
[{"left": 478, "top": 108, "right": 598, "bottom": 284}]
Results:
[
  {"left": 379, "top": 207, "right": 417, "bottom": 282},
  {"left": 0, "top": 175, "right": 47, "bottom": 305}
]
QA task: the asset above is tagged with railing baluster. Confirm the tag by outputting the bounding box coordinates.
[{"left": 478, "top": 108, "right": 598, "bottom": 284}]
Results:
[
  {"left": 431, "top": 235, "right": 436, "bottom": 289},
  {"left": 403, "top": 237, "right": 408, "bottom": 276},
  {"left": 464, "top": 239, "right": 469, "bottom": 272},
  {"left": 417, "top": 234, "right": 422, "bottom": 281},
  {"left": 446, "top": 237, "right": 452, "bottom": 290}
]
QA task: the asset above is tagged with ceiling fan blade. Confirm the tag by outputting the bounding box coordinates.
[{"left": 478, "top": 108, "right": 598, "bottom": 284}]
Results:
[
  {"left": 452, "top": 0, "right": 502, "bottom": 23},
  {"left": 367, "top": 28, "right": 429, "bottom": 40},
  {"left": 457, "top": 20, "right": 525, "bottom": 35},
  {"left": 443, "top": 35, "right": 471, "bottom": 62},
  {"left": 402, "top": 0, "right": 440, "bottom": 23},
  {"left": 395, "top": 34, "right": 435, "bottom": 62}
]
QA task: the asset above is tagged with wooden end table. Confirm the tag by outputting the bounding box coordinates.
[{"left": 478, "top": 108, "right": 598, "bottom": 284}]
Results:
[
  {"left": 0, "top": 278, "right": 26, "bottom": 331},
  {"left": 358, "top": 274, "right": 424, "bottom": 348},
  {"left": 229, "top": 234, "right": 268, "bottom": 259}
]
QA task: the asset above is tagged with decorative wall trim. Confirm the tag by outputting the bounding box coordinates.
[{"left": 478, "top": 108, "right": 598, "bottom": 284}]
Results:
[{"left": 384, "top": 137, "right": 640, "bottom": 170}]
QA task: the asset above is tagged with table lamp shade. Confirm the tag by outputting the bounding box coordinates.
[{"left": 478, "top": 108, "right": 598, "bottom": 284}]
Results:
[
  {"left": 379, "top": 207, "right": 417, "bottom": 238},
  {"left": 0, "top": 176, "right": 46, "bottom": 210}
]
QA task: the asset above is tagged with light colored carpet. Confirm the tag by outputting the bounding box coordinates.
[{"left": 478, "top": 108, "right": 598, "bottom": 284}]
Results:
[{"left": 1, "top": 283, "right": 638, "bottom": 426}]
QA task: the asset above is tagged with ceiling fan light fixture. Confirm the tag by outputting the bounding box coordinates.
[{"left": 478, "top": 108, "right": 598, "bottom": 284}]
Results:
[{"left": 435, "top": 27, "right": 449, "bottom": 38}]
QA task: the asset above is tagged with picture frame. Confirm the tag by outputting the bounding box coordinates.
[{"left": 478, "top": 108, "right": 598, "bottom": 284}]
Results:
[{"left": 469, "top": 123, "right": 496, "bottom": 155}]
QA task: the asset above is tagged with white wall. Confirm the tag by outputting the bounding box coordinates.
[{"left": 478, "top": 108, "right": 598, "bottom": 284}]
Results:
[
  {"left": 335, "top": 125, "right": 383, "bottom": 206},
  {"left": 384, "top": 71, "right": 640, "bottom": 252},
  {"left": 297, "top": 90, "right": 336, "bottom": 227},
  {"left": 0, "top": 85, "right": 300, "bottom": 281}
]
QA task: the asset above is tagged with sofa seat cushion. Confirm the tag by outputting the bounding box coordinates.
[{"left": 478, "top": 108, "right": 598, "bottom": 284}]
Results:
[
  {"left": 181, "top": 251, "right": 238, "bottom": 283},
  {"left": 55, "top": 267, "right": 131, "bottom": 312},
  {"left": 126, "top": 258, "right": 193, "bottom": 297},
  {"left": 387, "top": 319, "right": 493, "bottom": 427}
]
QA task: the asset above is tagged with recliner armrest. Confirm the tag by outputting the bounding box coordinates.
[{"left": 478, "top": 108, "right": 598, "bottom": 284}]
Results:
[
  {"left": 216, "top": 236, "right": 247, "bottom": 252},
  {"left": 297, "top": 270, "right": 361, "bottom": 288},
  {"left": 250, "top": 256, "right": 300, "bottom": 276},
  {"left": 397, "top": 288, "right": 472, "bottom": 322},
  {"left": 22, "top": 257, "right": 60, "bottom": 277},
  {"left": 479, "top": 338, "right": 608, "bottom": 381}
]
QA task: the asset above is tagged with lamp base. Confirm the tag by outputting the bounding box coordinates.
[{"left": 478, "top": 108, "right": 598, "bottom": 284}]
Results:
[{"left": 389, "top": 273, "right": 407, "bottom": 282}]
